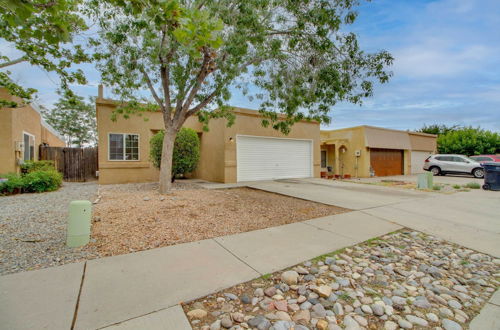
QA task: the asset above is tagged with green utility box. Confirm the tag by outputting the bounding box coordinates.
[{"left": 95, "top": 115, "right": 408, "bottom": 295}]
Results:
[
  {"left": 417, "top": 172, "right": 434, "bottom": 189},
  {"left": 67, "top": 200, "right": 92, "bottom": 247}
]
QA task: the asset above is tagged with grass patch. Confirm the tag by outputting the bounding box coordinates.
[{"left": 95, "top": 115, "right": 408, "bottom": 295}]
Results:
[
  {"left": 464, "top": 182, "right": 480, "bottom": 189},
  {"left": 453, "top": 184, "right": 461, "bottom": 189},
  {"left": 432, "top": 185, "right": 442, "bottom": 191},
  {"left": 460, "top": 259, "right": 470, "bottom": 265},
  {"left": 338, "top": 293, "right": 354, "bottom": 302},
  {"left": 312, "top": 248, "right": 345, "bottom": 262},
  {"left": 260, "top": 273, "right": 272, "bottom": 280}
]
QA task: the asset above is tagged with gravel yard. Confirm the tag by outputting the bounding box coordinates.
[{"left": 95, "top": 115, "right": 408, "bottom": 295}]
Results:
[
  {"left": 183, "top": 230, "right": 500, "bottom": 330},
  {"left": 91, "top": 182, "right": 347, "bottom": 257},
  {"left": 0, "top": 182, "right": 98, "bottom": 275}
]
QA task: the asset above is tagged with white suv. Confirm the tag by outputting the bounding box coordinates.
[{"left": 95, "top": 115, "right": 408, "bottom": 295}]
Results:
[{"left": 423, "top": 154, "right": 484, "bottom": 178}]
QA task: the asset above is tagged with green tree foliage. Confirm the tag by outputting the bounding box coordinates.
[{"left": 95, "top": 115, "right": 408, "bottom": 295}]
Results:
[
  {"left": 418, "top": 124, "right": 461, "bottom": 136},
  {"left": 150, "top": 128, "right": 200, "bottom": 181},
  {"left": 87, "top": 0, "right": 393, "bottom": 192},
  {"left": 0, "top": 0, "right": 89, "bottom": 107},
  {"left": 437, "top": 127, "right": 500, "bottom": 155},
  {"left": 41, "top": 93, "right": 97, "bottom": 147}
]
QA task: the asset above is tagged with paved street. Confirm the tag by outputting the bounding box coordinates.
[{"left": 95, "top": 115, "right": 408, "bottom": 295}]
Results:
[
  {"left": 251, "top": 178, "right": 500, "bottom": 257},
  {"left": 1, "top": 177, "right": 498, "bottom": 329}
]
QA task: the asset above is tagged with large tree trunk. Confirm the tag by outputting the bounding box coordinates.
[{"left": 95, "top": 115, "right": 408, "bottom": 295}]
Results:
[{"left": 158, "top": 129, "right": 176, "bottom": 194}]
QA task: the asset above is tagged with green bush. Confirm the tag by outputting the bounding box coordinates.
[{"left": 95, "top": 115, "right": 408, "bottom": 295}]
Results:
[
  {"left": 150, "top": 128, "right": 200, "bottom": 179},
  {"left": 22, "top": 170, "right": 63, "bottom": 193},
  {"left": 20, "top": 160, "right": 56, "bottom": 173},
  {"left": 464, "top": 182, "right": 480, "bottom": 189},
  {"left": 1, "top": 169, "right": 63, "bottom": 195},
  {"left": 452, "top": 184, "right": 461, "bottom": 189},
  {"left": 0, "top": 173, "right": 24, "bottom": 194},
  {"left": 432, "top": 185, "right": 442, "bottom": 191}
]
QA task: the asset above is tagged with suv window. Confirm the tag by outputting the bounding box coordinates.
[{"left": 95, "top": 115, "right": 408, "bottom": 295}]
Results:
[
  {"left": 474, "top": 156, "right": 492, "bottom": 161},
  {"left": 453, "top": 156, "right": 467, "bottom": 162},
  {"left": 435, "top": 156, "right": 453, "bottom": 161}
]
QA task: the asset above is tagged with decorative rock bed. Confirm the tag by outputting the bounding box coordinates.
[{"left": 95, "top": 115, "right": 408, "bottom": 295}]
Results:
[{"left": 183, "top": 230, "right": 499, "bottom": 330}]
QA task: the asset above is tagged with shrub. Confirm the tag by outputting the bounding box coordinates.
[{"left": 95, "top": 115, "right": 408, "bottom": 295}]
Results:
[
  {"left": 0, "top": 173, "right": 24, "bottom": 194},
  {"left": 22, "top": 170, "right": 63, "bottom": 193},
  {"left": 452, "top": 184, "right": 461, "bottom": 189},
  {"left": 464, "top": 182, "right": 480, "bottom": 189},
  {"left": 20, "top": 160, "right": 56, "bottom": 173},
  {"left": 432, "top": 185, "right": 442, "bottom": 191},
  {"left": 150, "top": 128, "right": 200, "bottom": 179}
]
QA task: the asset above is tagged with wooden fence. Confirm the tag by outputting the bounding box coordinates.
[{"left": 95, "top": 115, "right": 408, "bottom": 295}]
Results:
[{"left": 39, "top": 146, "right": 98, "bottom": 182}]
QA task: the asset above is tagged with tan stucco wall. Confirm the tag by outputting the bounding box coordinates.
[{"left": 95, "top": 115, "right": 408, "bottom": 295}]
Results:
[
  {"left": 0, "top": 107, "right": 14, "bottom": 174},
  {"left": 96, "top": 100, "right": 321, "bottom": 184},
  {"left": 41, "top": 126, "right": 66, "bottom": 147},
  {"left": 321, "top": 126, "right": 368, "bottom": 177},
  {"left": 0, "top": 89, "right": 66, "bottom": 174},
  {"left": 409, "top": 132, "right": 437, "bottom": 152}
]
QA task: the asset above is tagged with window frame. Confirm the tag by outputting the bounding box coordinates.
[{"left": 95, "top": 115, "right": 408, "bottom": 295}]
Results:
[
  {"left": 321, "top": 150, "right": 327, "bottom": 168},
  {"left": 108, "top": 133, "right": 140, "bottom": 161},
  {"left": 22, "top": 131, "right": 35, "bottom": 161}
]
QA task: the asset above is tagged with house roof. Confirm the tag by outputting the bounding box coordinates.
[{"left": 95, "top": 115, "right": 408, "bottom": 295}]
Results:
[{"left": 31, "top": 103, "right": 65, "bottom": 141}]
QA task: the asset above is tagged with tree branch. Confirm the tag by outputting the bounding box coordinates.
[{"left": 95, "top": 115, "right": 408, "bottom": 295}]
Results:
[
  {"left": 185, "top": 89, "right": 219, "bottom": 118},
  {"left": 140, "top": 67, "right": 164, "bottom": 111},
  {"left": 0, "top": 56, "right": 26, "bottom": 69},
  {"left": 175, "top": 48, "right": 212, "bottom": 122},
  {"left": 159, "top": 27, "right": 174, "bottom": 117}
]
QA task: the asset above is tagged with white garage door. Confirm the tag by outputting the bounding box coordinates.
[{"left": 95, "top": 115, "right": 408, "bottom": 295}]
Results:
[
  {"left": 237, "top": 135, "right": 313, "bottom": 182},
  {"left": 411, "top": 151, "right": 433, "bottom": 174}
]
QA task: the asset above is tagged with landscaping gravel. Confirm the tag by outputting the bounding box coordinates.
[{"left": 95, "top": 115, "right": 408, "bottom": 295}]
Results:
[
  {"left": 183, "top": 230, "right": 500, "bottom": 330},
  {"left": 0, "top": 182, "right": 98, "bottom": 275},
  {"left": 91, "top": 183, "right": 347, "bottom": 256}
]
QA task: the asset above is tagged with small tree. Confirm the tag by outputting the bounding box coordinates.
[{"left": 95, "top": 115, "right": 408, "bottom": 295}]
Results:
[
  {"left": 150, "top": 128, "right": 200, "bottom": 181},
  {"left": 41, "top": 92, "right": 97, "bottom": 147},
  {"left": 437, "top": 127, "right": 500, "bottom": 155},
  {"left": 88, "top": 0, "right": 393, "bottom": 193}
]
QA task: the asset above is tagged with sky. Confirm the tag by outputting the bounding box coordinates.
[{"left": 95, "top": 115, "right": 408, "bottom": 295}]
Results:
[{"left": 3, "top": 0, "right": 500, "bottom": 132}]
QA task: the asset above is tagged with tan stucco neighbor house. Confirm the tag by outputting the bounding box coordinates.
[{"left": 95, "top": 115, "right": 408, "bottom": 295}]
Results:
[
  {"left": 320, "top": 126, "right": 437, "bottom": 178},
  {"left": 0, "top": 88, "right": 66, "bottom": 175},
  {"left": 96, "top": 95, "right": 321, "bottom": 184}
]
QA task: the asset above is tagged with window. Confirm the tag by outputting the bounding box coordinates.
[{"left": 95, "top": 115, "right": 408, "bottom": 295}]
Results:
[
  {"left": 23, "top": 132, "right": 35, "bottom": 161},
  {"left": 109, "top": 133, "right": 139, "bottom": 160},
  {"left": 321, "top": 150, "right": 327, "bottom": 168},
  {"left": 453, "top": 156, "right": 467, "bottom": 162}
]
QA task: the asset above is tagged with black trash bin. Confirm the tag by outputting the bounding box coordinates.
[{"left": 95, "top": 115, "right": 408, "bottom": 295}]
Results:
[{"left": 482, "top": 162, "right": 500, "bottom": 191}]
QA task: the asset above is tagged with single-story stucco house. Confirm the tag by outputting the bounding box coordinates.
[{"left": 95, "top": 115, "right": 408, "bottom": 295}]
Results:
[
  {"left": 320, "top": 126, "right": 437, "bottom": 178},
  {"left": 96, "top": 93, "right": 321, "bottom": 184},
  {"left": 0, "top": 88, "right": 66, "bottom": 174}
]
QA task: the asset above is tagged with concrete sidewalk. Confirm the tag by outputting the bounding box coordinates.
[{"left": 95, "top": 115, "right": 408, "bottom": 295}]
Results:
[{"left": 0, "top": 211, "right": 401, "bottom": 330}]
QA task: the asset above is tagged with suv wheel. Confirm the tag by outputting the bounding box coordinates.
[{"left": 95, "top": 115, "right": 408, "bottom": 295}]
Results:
[
  {"left": 430, "top": 166, "right": 441, "bottom": 176},
  {"left": 472, "top": 168, "right": 484, "bottom": 178}
]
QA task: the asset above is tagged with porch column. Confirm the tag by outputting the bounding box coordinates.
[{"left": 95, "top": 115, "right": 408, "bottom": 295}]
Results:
[{"left": 334, "top": 145, "right": 340, "bottom": 176}]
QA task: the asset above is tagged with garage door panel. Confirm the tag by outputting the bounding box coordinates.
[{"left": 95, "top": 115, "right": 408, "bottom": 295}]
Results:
[
  {"left": 237, "top": 136, "right": 312, "bottom": 182},
  {"left": 411, "top": 151, "right": 432, "bottom": 174},
  {"left": 370, "top": 148, "right": 403, "bottom": 177}
]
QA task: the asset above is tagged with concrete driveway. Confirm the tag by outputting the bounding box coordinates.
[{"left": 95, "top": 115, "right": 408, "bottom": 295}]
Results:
[
  {"left": 356, "top": 173, "right": 483, "bottom": 185},
  {"left": 250, "top": 178, "right": 500, "bottom": 257}
]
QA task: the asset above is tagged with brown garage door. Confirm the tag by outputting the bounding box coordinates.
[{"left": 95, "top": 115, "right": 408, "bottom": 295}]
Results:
[{"left": 370, "top": 148, "right": 403, "bottom": 176}]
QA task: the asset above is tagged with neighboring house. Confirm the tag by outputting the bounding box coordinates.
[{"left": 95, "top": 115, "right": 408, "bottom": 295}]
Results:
[
  {"left": 96, "top": 93, "right": 321, "bottom": 184},
  {"left": 0, "top": 88, "right": 66, "bottom": 174},
  {"left": 320, "top": 126, "right": 437, "bottom": 178}
]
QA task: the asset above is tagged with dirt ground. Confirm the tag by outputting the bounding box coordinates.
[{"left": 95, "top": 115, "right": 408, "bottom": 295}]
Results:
[{"left": 90, "top": 183, "right": 348, "bottom": 256}]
